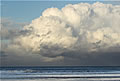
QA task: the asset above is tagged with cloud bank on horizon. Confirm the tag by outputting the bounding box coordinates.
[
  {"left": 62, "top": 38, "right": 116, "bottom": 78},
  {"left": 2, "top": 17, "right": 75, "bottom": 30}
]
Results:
[{"left": 1, "top": 2, "right": 120, "bottom": 65}]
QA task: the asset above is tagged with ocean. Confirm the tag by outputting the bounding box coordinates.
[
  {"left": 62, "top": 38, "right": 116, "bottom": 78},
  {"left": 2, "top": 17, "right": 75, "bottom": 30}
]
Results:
[{"left": 0, "top": 66, "right": 120, "bottom": 81}]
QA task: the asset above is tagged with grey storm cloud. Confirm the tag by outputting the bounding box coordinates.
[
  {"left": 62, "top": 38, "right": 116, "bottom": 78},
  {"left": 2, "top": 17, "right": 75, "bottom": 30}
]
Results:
[{"left": 1, "top": 2, "right": 120, "bottom": 66}]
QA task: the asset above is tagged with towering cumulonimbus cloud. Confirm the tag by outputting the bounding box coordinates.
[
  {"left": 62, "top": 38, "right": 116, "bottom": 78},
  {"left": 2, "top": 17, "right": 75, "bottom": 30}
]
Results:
[{"left": 9, "top": 2, "right": 120, "bottom": 62}]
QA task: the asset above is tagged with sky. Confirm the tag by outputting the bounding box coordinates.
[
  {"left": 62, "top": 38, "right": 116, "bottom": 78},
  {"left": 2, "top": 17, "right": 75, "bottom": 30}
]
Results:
[
  {"left": 1, "top": 1, "right": 120, "bottom": 22},
  {"left": 0, "top": 0, "right": 120, "bottom": 66}
]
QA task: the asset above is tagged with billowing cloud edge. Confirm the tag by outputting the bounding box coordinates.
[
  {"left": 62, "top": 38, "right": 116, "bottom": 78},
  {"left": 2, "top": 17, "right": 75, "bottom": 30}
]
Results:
[{"left": 4, "top": 2, "right": 120, "bottom": 62}]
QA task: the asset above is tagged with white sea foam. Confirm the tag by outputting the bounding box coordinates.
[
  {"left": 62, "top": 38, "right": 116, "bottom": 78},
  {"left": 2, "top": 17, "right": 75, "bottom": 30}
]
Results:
[
  {"left": 2, "top": 78, "right": 120, "bottom": 81},
  {"left": 1, "top": 74, "right": 120, "bottom": 79},
  {"left": 1, "top": 67, "right": 120, "bottom": 80}
]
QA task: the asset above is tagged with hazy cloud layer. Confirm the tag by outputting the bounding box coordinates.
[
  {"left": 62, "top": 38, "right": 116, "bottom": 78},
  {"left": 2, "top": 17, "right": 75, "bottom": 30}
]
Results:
[
  {"left": 0, "top": 18, "right": 29, "bottom": 40},
  {"left": 0, "top": 18, "right": 29, "bottom": 58},
  {"left": 1, "top": 2, "right": 120, "bottom": 66}
]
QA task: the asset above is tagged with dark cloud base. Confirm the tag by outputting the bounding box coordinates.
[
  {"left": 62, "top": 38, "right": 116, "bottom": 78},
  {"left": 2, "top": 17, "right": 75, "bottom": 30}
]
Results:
[{"left": 1, "top": 52, "right": 120, "bottom": 66}]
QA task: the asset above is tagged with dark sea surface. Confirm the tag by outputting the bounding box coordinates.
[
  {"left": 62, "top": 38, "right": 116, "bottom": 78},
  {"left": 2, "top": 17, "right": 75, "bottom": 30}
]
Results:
[{"left": 0, "top": 66, "right": 120, "bottom": 81}]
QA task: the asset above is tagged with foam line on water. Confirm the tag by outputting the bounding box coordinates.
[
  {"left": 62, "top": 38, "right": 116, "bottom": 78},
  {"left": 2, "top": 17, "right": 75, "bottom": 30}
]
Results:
[{"left": 1, "top": 74, "right": 120, "bottom": 79}]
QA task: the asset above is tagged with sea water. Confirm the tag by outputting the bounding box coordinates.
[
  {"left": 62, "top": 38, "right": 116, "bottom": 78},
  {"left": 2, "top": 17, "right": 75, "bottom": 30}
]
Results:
[{"left": 0, "top": 66, "right": 120, "bottom": 81}]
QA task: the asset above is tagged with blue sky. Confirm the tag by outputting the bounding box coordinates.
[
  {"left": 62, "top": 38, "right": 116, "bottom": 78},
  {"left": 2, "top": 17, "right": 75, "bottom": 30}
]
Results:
[{"left": 1, "top": 1, "right": 120, "bottom": 22}]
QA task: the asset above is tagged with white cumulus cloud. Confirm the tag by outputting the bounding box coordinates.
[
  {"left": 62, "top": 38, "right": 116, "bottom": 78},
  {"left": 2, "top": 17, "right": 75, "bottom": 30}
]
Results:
[{"left": 7, "top": 2, "right": 120, "bottom": 62}]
